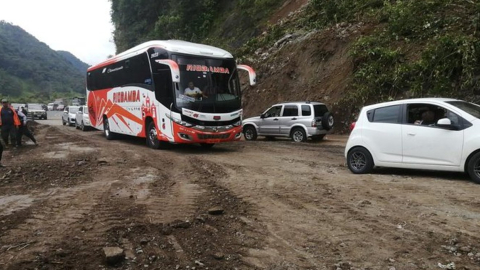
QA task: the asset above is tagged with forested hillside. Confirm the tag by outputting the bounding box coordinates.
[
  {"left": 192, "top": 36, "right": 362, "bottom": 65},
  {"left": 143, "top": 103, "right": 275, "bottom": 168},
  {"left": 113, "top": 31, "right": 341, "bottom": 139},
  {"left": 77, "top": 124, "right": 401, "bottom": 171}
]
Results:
[
  {"left": 57, "top": 51, "right": 90, "bottom": 74},
  {"left": 111, "top": 0, "right": 480, "bottom": 131},
  {"left": 0, "top": 21, "right": 86, "bottom": 102}
]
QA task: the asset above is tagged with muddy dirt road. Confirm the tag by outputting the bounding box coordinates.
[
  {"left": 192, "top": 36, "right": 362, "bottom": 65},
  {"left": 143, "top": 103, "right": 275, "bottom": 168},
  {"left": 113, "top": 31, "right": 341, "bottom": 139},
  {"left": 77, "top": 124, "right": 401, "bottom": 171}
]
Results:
[{"left": 1, "top": 123, "right": 480, "bottom": 270}]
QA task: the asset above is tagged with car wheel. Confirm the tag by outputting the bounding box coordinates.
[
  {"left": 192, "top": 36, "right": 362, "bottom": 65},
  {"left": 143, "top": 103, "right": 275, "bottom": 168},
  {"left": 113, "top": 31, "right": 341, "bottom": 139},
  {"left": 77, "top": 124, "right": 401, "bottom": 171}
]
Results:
[
  {"left": 103, "top": 117, "right": 115, "bottom": 140},
  {"left": 467, "top": 152, "right": 480, "bottom": 184},
  {"left": 322, "top": 112, "right": 334, "bottom": 130},
  {"left": 291, "top": 128, "right": 307, "bottom": 142},
  {"left": 347, "top": 147, "right": 374, "bottom": 174},
  {"left": 200, "top": 143, "right": 215, "bottom": 149},
  {"left": 311, "top": 134, "right": 326, "bottom": 141},
  {"left": 243, "top": 125, "right": 257, "bottom": 141}
]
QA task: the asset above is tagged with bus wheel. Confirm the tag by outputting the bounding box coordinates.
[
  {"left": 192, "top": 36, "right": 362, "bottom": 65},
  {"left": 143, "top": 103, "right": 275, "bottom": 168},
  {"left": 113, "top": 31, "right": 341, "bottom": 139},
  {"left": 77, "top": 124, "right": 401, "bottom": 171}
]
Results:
[
  {"left": 147, "top": 122, "right": 161, "bottom": 149},
  {"left": 104, "top": 117, "right": 115, "bottom": 140}
]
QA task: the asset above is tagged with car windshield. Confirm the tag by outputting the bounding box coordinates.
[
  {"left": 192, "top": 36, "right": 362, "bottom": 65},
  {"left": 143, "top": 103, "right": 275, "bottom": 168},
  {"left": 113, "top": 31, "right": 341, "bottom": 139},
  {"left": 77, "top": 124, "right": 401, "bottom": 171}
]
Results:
[
  {"left": 173, "top": 56, "right": 241, "bottom": 113},
  {"left": 28, "top": 104, "right": 43, "bottom": 110},
  {"left": 447, "top": 101, "right": 480, "bottom": 119},
  {"left": 69, "top": 107, "right": 79, "bottom": 113}
]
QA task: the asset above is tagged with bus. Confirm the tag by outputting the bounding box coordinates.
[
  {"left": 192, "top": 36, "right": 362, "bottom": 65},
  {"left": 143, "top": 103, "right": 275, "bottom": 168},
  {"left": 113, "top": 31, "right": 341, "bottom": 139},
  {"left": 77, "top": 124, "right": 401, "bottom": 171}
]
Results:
[{"left": 86, "top": 40, "right": 256, "bottom": 149}]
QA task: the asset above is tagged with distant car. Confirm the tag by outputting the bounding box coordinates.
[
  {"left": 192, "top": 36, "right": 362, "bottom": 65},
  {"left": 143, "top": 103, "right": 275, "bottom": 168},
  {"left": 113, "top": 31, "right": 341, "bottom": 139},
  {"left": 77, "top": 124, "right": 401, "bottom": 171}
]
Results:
[
  {"left": 75, "top": 105, "right": 91, "bottom": 131},
  {"left": 57, "top": 104, "right": 65, "bottom": 111},
  {"left": 62, "top": 106, "right": 79, "bottom": 126},
  {"left": 47, "top": 103, "right": 55, "bottom": 111},
  {"left": 345, "top": 98, "right": 480, "bottom": 184},
  {"left": 242, "top": 101, "right": 334, "bottom": 142},
  {"left": 11, "top": 103, "right": 26, "bottom": 111},
  {"left": 26, "top": 103, "right": 47, "bottom": 120}
]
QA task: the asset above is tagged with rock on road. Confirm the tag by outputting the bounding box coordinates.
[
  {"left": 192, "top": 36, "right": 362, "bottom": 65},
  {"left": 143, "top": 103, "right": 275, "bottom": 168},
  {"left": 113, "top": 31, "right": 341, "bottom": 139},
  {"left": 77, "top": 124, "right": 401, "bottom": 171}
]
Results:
[{"left": 0, "top": 120, "right": 479, "bottom": 269}]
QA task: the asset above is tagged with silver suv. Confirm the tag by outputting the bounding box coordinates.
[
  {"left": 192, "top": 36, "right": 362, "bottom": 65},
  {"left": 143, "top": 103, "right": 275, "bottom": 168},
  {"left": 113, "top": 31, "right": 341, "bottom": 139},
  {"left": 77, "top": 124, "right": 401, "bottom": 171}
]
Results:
[{"left": 242, "top": 101, "right": 334, "bottom": 142}]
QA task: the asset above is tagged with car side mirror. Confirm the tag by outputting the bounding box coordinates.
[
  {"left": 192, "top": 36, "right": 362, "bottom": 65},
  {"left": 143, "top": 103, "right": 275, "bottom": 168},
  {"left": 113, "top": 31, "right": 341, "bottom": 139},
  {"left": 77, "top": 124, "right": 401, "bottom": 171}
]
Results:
[
  {"left": 260, "top": 113, "right": 266, "bottom": 119},
  {"left": 437, "top": 118, "right": 452, "bottom": 127}
]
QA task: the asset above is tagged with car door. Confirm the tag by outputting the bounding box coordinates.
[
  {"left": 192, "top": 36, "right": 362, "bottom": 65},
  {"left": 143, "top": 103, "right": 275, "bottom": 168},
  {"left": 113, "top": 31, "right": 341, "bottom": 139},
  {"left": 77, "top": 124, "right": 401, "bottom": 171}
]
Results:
[
  {"left": 76, "top": 106, "right": 83, "bottom": 124},
  {"left": 63, "top": 107, "right": 69, "bottom": 122},
  {"left": 363, "top": 105, "right": 403, "bottom": 163},
  {"left": 402, "top": 103, "right": 464, "bottom": 166},
  {"left": 258, "top": 105, "right": 283, "bottom": 135},
  {"left": 279, "top": 105, "right": 299, "bottom": 135}
]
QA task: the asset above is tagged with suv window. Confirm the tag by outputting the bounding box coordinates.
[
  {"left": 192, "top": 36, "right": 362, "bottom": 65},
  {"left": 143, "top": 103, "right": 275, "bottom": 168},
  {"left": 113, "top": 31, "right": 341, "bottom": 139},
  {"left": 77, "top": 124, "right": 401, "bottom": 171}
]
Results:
[
  {"left": 369, "top": 105, "right": 400, "bottom": 123},
  {"left": 301, "top": 105, "right": 311, "bottom": 116},
  {"left": 313, "top": 105, "right": 328, "bottom": 117},
  {"left": 264, "top": 105, "right": 282, "bottom": 118},
  {"left": 282, "top": 105, "right": 298, "bottom": 117}
]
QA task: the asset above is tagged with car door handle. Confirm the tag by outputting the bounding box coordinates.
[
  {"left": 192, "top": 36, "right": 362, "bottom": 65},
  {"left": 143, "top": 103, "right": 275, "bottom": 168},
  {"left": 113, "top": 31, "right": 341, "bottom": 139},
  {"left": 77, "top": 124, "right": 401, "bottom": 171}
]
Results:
[
  {"left": 407, "top": 133, "right": 416, "bottom": 136},
  {"left": 273, "top": 118, "right": 279, "bottom": 121},
  {"left": 291, "top": 118, "right": 297, "bottom": 120}
]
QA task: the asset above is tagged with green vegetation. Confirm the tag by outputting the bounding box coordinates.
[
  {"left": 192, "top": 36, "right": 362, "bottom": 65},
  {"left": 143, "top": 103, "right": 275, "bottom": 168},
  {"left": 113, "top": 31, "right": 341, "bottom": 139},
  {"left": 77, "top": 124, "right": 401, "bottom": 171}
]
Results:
[
  {"left": 302, "top": 0, "right": 480, "bottom": 105},
  {"left": 110, "top": 0, "right": 480, "bottom": 111},
  {"left": 110, "top": 0, "right": 283, "bottom": 53},
  {"left": 0, "top": 21, "right": 86, "bottom": 103}
]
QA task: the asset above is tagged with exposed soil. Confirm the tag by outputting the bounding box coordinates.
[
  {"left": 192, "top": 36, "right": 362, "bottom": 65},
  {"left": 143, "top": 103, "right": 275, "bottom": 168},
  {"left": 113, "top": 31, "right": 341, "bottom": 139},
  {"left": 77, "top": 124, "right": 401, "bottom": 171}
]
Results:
[{"left": 1, "top": 123, "right": 480, "bottom": 269}]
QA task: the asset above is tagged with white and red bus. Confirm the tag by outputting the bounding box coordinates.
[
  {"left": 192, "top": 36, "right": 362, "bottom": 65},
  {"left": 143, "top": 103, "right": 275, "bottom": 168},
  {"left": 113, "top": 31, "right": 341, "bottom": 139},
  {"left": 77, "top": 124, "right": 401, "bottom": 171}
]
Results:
[{"left": 86, "top": 40, "right": 256, "bottom": 149}]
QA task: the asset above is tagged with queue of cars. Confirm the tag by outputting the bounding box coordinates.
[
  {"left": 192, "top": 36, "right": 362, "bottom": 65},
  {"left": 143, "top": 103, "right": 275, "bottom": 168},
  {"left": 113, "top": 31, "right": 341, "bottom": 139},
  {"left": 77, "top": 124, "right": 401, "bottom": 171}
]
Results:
[
  {"left": 61, "top": 105, "right": 91, "bottom": 131},
  {"left": 53, "top": 96, "right": 480, "bottom": 184}
]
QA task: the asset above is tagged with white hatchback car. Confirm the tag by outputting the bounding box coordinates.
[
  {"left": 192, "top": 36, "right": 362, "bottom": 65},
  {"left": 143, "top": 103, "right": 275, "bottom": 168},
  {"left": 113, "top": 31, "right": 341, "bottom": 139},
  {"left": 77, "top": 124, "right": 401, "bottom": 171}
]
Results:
[
  {"left": 345, "top": 98, "right": 480, "bottom": 183},
  {"left": 62, "top": 106, "right": 79, "bottom": 126},
  {"left": 75, "top": 105, "right": 91, "bottom": 131}
]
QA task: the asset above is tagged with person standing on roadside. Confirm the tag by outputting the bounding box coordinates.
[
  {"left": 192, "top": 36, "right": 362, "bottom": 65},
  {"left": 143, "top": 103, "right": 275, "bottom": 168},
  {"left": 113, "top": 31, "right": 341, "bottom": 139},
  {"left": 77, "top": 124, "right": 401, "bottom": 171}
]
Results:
[
  {"left": 0, "top": 99, "right": 21, "bottom": 148},
  {"left": 16, "top": 107, "right": 38, "bottom": 146}
]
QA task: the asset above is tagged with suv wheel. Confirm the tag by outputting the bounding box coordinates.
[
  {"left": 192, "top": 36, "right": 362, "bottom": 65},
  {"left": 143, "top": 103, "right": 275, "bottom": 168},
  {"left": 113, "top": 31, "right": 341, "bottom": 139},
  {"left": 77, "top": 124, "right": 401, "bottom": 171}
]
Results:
[
  {"left": 467, "top": 152, "right": 480, "bottom": 184},
  {"left": 243, "top": 126, "right": 257, "bottom": 141},
  {"left": 291, "top": 128, "right": 307, "bottom": 142},
  {"left": 347, "top": 147, "right": 374, "bottom": 174},
  {"left": 322, "top": 112, "right": 334, "bottom": 130}
]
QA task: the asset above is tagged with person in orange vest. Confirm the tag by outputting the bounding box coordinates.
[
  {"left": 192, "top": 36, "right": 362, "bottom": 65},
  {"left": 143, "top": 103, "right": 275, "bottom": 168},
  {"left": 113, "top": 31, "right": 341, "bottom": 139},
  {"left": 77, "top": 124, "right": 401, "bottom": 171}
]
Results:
[{"left": 0, "top": 99, "right": 21, "bottom": 155}]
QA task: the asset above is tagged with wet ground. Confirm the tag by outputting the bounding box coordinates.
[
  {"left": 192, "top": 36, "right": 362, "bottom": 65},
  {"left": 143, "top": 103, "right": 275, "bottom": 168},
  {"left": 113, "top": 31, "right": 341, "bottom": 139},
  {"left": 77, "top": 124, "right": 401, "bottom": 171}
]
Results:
[{"left": 0, "top": 122, "right": 479, "bottom": 269}]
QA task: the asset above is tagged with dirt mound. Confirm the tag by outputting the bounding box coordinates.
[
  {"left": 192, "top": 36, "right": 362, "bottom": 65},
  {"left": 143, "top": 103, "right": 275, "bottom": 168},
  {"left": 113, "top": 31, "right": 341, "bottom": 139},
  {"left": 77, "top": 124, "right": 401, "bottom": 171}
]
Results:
[{"left": 243, "top": 23, "right": 370, "bottom": 132}]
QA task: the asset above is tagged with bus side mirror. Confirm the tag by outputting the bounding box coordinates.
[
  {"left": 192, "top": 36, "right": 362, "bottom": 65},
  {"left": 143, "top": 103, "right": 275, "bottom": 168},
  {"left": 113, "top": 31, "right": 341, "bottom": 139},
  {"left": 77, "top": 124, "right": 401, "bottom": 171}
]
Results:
[
  {"left": 155, "top": 60, "right": 180, "bottom": 83},
  {"left": 237, "top": 65, "right": 256, "bottom": 86}
]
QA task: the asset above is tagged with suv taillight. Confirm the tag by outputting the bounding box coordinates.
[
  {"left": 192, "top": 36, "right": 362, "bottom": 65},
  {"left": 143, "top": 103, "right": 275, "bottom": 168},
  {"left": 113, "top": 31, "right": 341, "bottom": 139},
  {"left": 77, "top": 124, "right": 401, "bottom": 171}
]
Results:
[
  {"left": 311, "top": 120, "right": 317, "bottom": 127},
  {"left": 349, "top": 122, "right": 356, "bottom": 131}
]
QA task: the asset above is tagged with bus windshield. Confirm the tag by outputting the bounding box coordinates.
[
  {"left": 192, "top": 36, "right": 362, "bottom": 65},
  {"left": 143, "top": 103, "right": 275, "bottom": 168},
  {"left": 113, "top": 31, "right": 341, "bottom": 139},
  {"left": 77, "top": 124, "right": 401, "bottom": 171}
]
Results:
[{"left": 174, "top": 56, "right": 241, "bottom": 113}]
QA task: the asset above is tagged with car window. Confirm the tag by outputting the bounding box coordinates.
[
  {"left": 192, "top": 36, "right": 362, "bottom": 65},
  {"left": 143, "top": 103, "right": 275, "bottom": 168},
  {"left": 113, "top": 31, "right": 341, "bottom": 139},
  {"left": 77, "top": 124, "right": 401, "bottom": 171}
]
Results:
[
  {"left": 282, "top": 105, "right": 298, "bottom": 117},
  {"left": 406, "top": 103, "right": 465, "bottom": 128},
  {"left": 79, "top": 107, "right": 83, "bottom": 113},
  {"left": 263, "top": 105, "right": 282, "bottom": 118},
  {"left": 371, "top": 105, "right": 400, "bottom": 123},
  {"left": 301, "top": 105, "right": 311, "bottom": 116}
]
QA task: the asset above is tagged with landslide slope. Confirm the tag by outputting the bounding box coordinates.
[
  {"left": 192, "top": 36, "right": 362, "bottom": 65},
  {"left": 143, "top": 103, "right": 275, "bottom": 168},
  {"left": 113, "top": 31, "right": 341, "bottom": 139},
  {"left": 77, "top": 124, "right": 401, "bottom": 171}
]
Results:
[{"left": 111, "top": 0, "right": 480, "bottom": 131}]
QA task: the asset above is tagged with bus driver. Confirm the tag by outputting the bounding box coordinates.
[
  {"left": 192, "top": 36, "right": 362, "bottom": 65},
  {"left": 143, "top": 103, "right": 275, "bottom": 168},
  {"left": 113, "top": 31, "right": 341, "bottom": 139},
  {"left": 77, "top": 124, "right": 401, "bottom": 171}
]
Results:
[{"left": 184, "top": 82, "right": 207, "bottom": 99}]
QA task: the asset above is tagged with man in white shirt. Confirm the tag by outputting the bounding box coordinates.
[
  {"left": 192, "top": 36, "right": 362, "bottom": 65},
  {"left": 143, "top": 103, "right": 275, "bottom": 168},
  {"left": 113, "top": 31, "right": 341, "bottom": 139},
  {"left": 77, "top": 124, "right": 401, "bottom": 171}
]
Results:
[{"left": 184, "top": 82, "right": 206, "bottom": 99}]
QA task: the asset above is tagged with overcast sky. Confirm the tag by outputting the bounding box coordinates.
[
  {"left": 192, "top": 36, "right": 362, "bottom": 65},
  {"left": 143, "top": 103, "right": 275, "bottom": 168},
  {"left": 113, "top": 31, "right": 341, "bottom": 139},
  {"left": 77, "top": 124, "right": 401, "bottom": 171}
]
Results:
[{"left": 0, "top": 0, "right": 116, "bottom": 66}]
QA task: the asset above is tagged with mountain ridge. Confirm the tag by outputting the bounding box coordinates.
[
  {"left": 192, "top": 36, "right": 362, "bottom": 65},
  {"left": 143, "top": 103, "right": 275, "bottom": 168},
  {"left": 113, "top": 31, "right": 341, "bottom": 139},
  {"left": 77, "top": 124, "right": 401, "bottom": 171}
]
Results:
[{"left": 0, "top": 21, "right": 88, "bottom": 102}]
